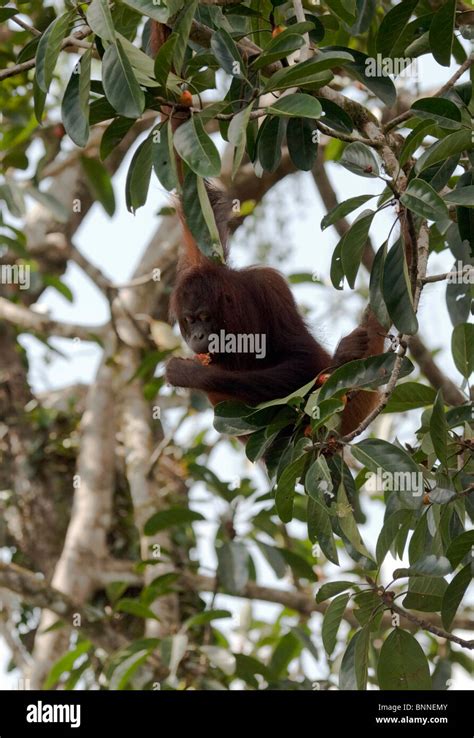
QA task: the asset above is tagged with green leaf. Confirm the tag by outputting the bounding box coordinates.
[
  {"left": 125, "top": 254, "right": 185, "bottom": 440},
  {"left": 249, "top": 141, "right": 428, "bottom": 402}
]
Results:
[
  {"left": 0, "top": 8, "right": 17, "bottom": 21},
  {"left": 255, "top": 542, "right": 287, "bottom": 579},
  {"left": 369, "top": 242, "right": 391, "bottom": 330},
  {"left": 430, "top": 390, "right": 449, "bottom": 468},
  {"left": 403, "top": 576, "right": 447, "bottom": 612},
  {"left": 121, "top": 0, "right": 177, "bottom": 22},
  {"left": 174, "top": 116, "right": 221, "bottom": 178},
  {"left": 266, "top": 94, "right": 322, "bottom": 120},
  {"left": 181, "top": 171, "right": 224, "bottom": 260},
  {"left": 382, "top": 238, "right": 418, "bottom": 335},
  {"left": 210, "top": 28, "right": 244, "bottom": 78},
  {"left": 286, "top": 117, "right": 319, "bottom": 171},
  {"left": 352, "top": 439, "right": 424, "bottom": 509},
  {"left": 144, "top": 507, "right": 204, "bottom": 535},
  {"left": 321, "top": 194, "right": 373, "bottom": 230},
  {"left": 44, "top": 640, "right": 92, "bottom": 689},
  {"left": 109, "top": 649, "right": 151, "bottom": 690},
  {"left": 325, "top": 0, "right": 356, "bottom": 24},
  {"left": 405, "top": 554, "right": 452, "bottom": 577},
  {"left": 399, "top": 120, "right": 436, "bottom": 166},
  {"left": 336, "top": 483, "right": 372, "bottom": 560},
  {"left": 35, "top": 11, "right": 72, "bottom": 93},
  {"left": 184, "top": 610, "right": 232, "bottom": 629},
  {"left": 42, "top": 275, "right": 74, "bottom": 303},
  {"left": 451, "top": 323, "right": 474, "bottom": 378},
  {"left": 252, "top": 32, "right": 305, "bottom": 70},
  {"left": 354, "top": 624, "right": 370, "bottom": 690},
  {"left": 197, "top": 176, "right": 225, "bottom": 261},
  {"left": 447, "top": 531, "right": 474, "bottom": 568},
  {"left": 100, "top": 117, "right": 135, "bottom": 161},
  {"left": 442, "top": 565, "right": 471, "bottom": 630},
  {"left": 86, "top": 0, "right": 115, "bottom": 42},
  {"left": 415, "top": 128, "right": 471, "bottom": 174},
  {"left": 339, "top": 630, "right": 361, "bottom": 690},
  {"left": 263, "top": 51, "right": 354, "bottom": 93},
  {"left": 376, "top": 510, "right": 412, "bottom": 565},
  {"left": 307, "top": 485, "right": 339, "bottom": 565},
  {"left": 115, "top": 599, "right": 160, "bottom": 620},
  {"left": 377, "top": 629, "right": 431, "bottom": 690},
  {"left": 269, "top": 632, "right": 301, "bottom": 678},
  {"left": 217, "top": 541, "right": 249, "bottom": 594},
  {"left": 332, "top": 46, "right": 397, "bottom": 107},
  {"left": 102, "top": 39, "right": 145, "bottom": 118},
  {"left": 322, "top": 593, "right": 349, "bottom": 655},
  {"left": 256, "top": 115, "right": 286, "bottom": 173},
  {"left": 429, "top": 0, "right": 456, "bottom": 67},
  {"left": 81, "top": 156, "right": 115, "bottom": 216},
  {"left": 339, "top": 142, "right": 379, "bottom": 178},
  {"left": 400, "top": 179, "right": 449, "bottom": 221},
  {"left": 427, "top": 488, "right": 456, "bottom": 504},
  {"left": 154, "top": 34, "right": 177, "bottom": 88},
  {"left": 228, "top": 104, "right": 253, "bottom": 179},
  {"left": 454, "top": 171, "right": 474, "bottom": 246},
  {"left": 61, "top": 50, "right": 92, "bottom": 148},
  {"left": 172, "top": 0, "right": 198, "bottom": 75},
  {"left": 444, "top": 186, "right": 474, "bottom": 207},
  {"left": 376, "top": 0, "right": 419, "bottom": 57},
  {"left": 316, "top": 581, "right": 355, "bottom": 603},
  {"left": 151, "top": 122, "right": 179, "bottom": 191},
  {"left": 125, "top": 136, "right": 153, "bottom": 214},
  {"left": 411, "top": 98, "right": 462, "bottom": 130},
  {"left": 318, "top": 354, "right": 414, "bottom": 402},
  {"left": 115, "top": 32, "right": 157, "bottom": 86},
  {"left": 318, "top": 98, "right": 353, "bottom": 133},
  {"left": 33, "top": 75, "right": 47, "bottom": 123},
  {"left": 383, "top": 382, "right": 436, "bottom": 412},
  {"left": 275, "top": 452, "right": 308, "bottom": 523},
  {"left": 340, "top": 209, "right": 375, "bottom": 288}
]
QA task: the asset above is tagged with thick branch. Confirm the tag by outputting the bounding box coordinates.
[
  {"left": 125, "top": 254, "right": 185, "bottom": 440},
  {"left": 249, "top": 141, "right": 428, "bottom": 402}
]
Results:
[
  {"left": 30, "top": 353, "right": 118, "bottom": 688},
  {"left": 0, "top": 295, "right": 107, "bottom": 341},
  {"left": 0, "top": 561, "right": 129, "bottom": 655}
]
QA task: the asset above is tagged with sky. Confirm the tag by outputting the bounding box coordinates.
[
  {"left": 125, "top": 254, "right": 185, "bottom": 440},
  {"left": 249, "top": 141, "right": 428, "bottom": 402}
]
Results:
[{"left": 1, "top": 37, "right": 473, "bottom": 689}]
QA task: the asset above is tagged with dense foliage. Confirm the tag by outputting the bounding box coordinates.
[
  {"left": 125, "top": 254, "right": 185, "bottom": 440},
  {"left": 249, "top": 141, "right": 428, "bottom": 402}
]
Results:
[{"left": 0, "top": 0, "right": 473, "bottom": 691}]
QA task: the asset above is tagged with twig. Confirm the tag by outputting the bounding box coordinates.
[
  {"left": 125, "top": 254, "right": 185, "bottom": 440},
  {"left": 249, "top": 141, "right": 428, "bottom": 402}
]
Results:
[
  {"left": 0, "top": 25, "right": 92, "bottom": 82},
  {"left": 422, "top": 267, "right": 474, "bottom": 284},
  {"left": 384, "top": 56, "right": 474, "bottom": 132},
  {"left": 68, "top": 240, "right": 113, "bottom": 296},
  {"left": 315, "top": 119, "right": 374, "bottom": 145},
  {"left": 378, "top": 588, "right": 474, "bottom": 650},
  {"left": 10, "top": 15, "right": 41, "bottom": 37}
]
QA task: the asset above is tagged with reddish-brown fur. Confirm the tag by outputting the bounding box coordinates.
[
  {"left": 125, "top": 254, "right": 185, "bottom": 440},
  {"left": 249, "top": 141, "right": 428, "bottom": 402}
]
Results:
[{"left": 166, "top": 205, "right": 386, "bottom": 432}]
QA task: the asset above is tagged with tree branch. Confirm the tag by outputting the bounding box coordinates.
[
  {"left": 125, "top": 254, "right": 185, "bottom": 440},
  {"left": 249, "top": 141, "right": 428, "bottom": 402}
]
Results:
[
  {"left": 378, "top": 588, "right": 474, "bottom": 650},
  {"left": 30, "top": 353, "right": 118, "bottom": 688},
  {"left": 0, "top": 561, "right": 130, "bottom": 655},
  {"left": 0, "top": 295, "right": 107, "bottom": 341},
  {"left": 0, "top": 26, "right": 92, "bottom": 82},
  {"left": 384, "top": 56, "right": 474, "bottom": 132}
]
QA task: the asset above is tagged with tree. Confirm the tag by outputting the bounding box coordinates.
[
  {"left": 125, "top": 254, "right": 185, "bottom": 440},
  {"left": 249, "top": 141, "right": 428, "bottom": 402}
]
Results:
[{"left": 0, "top": 0, "right": 472, "bottom": 692}]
